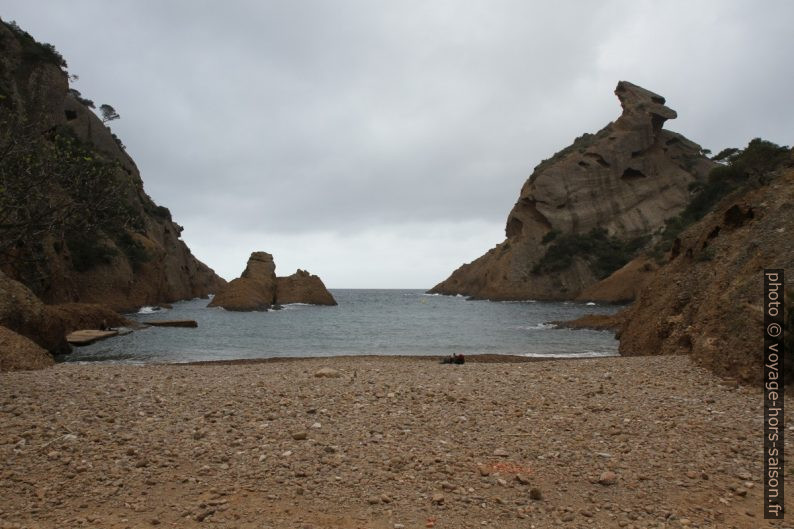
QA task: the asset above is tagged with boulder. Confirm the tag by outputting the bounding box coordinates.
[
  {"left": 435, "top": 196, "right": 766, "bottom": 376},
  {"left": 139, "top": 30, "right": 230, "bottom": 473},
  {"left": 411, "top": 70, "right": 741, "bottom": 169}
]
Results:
[
  {"left": 430, "top": 81, "right": 715, "bottom": 300},
  {"left": 0, "top": 325, "right": 54, "bottom": 372},
  {"left": 276, "top": 270, "right": 337, "bottom": 306},
  {"left": 0, "top": 271, "right": 68, "bottom": 354},
  {"left": 208, "top": 252, "right": 277, "bottom": 311},
  {"left": 47, "top": 303, "right": 132, "bottom": 332}
]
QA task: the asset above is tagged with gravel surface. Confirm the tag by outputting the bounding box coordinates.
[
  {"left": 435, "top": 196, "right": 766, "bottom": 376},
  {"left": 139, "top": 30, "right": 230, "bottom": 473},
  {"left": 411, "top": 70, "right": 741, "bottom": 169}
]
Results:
[{"left": 0, "top": 355, "right": 790, "bottom": 529}]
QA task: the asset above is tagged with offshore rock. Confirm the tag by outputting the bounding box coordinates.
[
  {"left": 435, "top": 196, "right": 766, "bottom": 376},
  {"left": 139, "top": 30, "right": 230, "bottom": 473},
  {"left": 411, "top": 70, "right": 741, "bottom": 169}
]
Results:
[
  {"left": 209, "top": 253, "right": 336, "bottom": 310},
  {"left": 208, "top": 252, "right": 277, "bottom": 311},
  {"left": 430, "top": 81, "right": 715, "bottom": 300},
  {"left": 276, "top": 269, "right": 337, "bottom": 306}
]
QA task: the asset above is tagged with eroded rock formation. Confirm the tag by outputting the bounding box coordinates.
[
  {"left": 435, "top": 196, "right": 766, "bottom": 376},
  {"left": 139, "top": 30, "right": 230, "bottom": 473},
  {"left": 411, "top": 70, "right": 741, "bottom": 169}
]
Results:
[
  {"left": 430, "top": 81, "right": 715, "bottom": 300},
  {"left": 208, "top": 252, "right": 278, "bottom": 311},
  {"left": 209, "top": 253, "right": 336, "bottom": 310},
  {"left": 276, "top": 270, "right": 337, "bottom": 306}
]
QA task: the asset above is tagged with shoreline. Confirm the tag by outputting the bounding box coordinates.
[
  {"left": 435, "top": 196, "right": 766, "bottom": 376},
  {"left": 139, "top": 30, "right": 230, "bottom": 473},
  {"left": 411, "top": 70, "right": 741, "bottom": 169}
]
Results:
[{"left": 52, "top": 351, "right": 624, "bottom": 368}]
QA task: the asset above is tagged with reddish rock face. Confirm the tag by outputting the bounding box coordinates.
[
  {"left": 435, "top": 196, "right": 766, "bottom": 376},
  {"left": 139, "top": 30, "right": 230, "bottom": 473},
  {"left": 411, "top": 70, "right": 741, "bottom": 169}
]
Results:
[
  {"left": 430, "top": 81, "right": 715, "bottom": 301},
  {"left": 0, "top": 325, "right": 54, "bottom": 372},
  {"left": 276, "top": 270, "right": 337, "bottom": 306},
  {"left": 208, "top": 253, "right": 336, "bottom": 311},
  {"left": 208, "top": 253, "right": 278, "bottom": 311},
  {"left": 618, "top": 168, "right": 794, "bottom": 385}
]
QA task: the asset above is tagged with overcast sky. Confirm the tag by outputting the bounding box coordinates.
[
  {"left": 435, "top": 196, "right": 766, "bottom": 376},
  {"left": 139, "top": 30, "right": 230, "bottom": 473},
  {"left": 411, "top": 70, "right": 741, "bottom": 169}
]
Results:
[{"left": 3, "top": 1, "right": 793, "bottom": 287}]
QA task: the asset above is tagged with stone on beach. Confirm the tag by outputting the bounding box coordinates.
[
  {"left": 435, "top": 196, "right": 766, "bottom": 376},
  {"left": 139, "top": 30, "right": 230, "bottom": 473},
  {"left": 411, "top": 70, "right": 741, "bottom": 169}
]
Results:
[{"left": 314, "top": 367, "right": 341, "bottom": 378}]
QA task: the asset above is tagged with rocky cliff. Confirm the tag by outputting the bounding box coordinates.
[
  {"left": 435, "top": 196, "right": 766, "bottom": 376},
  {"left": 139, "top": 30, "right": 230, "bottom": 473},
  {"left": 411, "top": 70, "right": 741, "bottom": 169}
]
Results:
[
  {"left": 209, "top": 252, "right": 336, "bottom": 311},
  {"left": 0, "top": 19, "right": 225, "bottom": 312},
  {"left": 430, "top": 81, "right": 715, "bottom": 300},
  {"left": 618, "top": 149, "right": 794, "bottom": 384}
]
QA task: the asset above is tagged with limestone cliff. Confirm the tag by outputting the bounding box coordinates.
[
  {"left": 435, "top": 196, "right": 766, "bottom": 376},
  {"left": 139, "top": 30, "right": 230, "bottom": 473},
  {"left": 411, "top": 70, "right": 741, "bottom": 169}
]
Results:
[
  {"left": 209, "top": 252, "right": 336, "bottom": 310},
  {"left": 430, "top": 81, "right": 715, "bottom": 300},
  {"left": 0, "top": 19, "right": 225, "bottom": 312},
  {"left": 618, "top": 156, "right": 794, "bottom": 385}
]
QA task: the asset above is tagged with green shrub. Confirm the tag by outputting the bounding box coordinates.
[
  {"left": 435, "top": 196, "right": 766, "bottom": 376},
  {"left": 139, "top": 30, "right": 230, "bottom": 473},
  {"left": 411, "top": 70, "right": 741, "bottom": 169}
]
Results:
[
  {"left": 541, "top": 229, "right": 559, "bottom": 244},
  {"left": 114, "top": 231, "right": 149, "bottom": 271},
  {"left": 656, "top": 138, "right": 790, "bottom": 253},
  {"left": 533, "top": 228, "right": 647, "bottom": 279},
  {"left": 2, "top": 20, "right": 67, "bottom": 69},
  {"left": 66, "top": 235, "right": 116, "bottom": 272}
]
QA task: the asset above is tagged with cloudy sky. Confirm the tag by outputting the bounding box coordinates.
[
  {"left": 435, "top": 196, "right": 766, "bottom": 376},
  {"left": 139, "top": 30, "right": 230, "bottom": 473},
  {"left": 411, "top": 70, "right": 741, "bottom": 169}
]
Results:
[{"left": 3, "top": 1, "right": 793, "bottom": 287}]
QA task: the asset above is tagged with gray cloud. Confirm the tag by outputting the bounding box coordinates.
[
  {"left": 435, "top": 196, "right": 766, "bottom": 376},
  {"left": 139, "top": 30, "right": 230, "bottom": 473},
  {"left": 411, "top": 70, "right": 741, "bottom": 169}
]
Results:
[{"left": 3, "top": 1, "right": 792, "bottom": 285}]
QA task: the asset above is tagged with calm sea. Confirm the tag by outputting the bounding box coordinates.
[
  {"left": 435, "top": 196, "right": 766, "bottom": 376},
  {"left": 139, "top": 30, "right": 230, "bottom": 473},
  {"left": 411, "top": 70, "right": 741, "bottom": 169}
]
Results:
[{"left": 59, "top": 289, "right": 621, "bottom": 364}]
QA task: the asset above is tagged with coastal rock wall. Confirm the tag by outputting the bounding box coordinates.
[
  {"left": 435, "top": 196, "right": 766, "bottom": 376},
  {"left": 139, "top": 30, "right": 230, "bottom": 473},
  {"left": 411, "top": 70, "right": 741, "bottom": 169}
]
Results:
[
  {"left": 619, "top": 165, "right": 794, "bottom": 384},
  {"left": 0, "top": 20, "right": 226, "bottom": 312},
  {"left": 0, "top": 270, "right": 133, "bottom": 363},
  {"left": 430, "top": 81, "right": 715, "bottom": 300}
]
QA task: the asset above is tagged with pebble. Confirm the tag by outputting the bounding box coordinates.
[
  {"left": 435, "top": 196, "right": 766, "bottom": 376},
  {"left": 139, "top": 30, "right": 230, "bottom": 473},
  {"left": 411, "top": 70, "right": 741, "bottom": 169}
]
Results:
[
  {"left": 598, "top": 471, "right": 618, "bottom": 486},
  {"left": 0, "top": 355, "right": 767, "bottom": 529}
]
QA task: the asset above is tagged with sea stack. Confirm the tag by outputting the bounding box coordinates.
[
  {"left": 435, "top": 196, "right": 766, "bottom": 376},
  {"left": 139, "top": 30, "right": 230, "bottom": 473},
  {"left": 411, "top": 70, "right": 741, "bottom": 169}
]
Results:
[
  {"left": 209, "top": 252, "right": 336, "bottom": 310},
  {"left": 208, "top": 252, "right": 278, "bottom": 311},
  {"left": 276, "top": 270, "right": 338, "bottom": 306},
  {"left": 429, "top": 81, "right": 716, "bottom": 301}
]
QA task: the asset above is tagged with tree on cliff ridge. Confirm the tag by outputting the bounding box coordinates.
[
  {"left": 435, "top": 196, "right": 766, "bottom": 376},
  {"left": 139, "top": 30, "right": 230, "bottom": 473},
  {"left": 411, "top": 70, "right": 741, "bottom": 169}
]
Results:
[{"left": 99, "top": 104, "right": 119, "bottom": 123}]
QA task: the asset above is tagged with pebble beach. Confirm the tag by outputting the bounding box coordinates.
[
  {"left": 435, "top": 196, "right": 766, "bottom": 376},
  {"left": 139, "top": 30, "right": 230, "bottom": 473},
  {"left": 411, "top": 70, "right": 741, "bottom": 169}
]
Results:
[{"left": 0, "top": 355, "right": 790, "bottom": 529}]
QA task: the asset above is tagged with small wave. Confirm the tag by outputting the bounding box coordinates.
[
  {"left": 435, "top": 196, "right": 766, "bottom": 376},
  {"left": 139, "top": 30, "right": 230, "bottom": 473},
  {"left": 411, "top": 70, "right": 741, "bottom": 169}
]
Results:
[
  {"left": 421, "top": 293, "right": 441, "bottom": 297},
  {"left": 137, "top": 306, "right": 161, "bottom": 314},
  {"left": 523, "top": 351, "right": 618, "bottom": 359},
  {"left": 522, "top": 323, "right": 557, "bottom": 330},
  {"left": 586, "top": 302, "right": 597, "bottom": 306},
  {"left": 281, "top": 303, "right": 311, "bottom": 311}
]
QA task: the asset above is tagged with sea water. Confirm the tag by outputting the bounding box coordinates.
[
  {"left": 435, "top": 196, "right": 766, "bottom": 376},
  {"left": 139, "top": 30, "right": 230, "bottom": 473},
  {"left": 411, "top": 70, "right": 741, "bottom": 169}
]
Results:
[{"left": 59, "top": 289, "right": 621, "bottom": 364}]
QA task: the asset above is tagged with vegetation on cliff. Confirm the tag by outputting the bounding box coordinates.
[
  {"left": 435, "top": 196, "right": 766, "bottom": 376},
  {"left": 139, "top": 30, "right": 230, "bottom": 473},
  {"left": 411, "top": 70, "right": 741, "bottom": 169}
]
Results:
[
  {"left": 533, "top": 228, "right": 648, "bottom": 280},
  {"left": 655, "top": 138, "right": 791, "bottom": 256},
  {"left": 0, "top": 18, "right": 224, "bottom": 311},
  {"left": 617, "top": 142, "right": 793, "bottom": 384}
]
